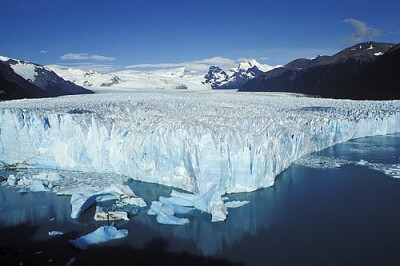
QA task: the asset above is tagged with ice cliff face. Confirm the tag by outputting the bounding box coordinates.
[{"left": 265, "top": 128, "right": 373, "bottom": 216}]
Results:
[{"left": 1, "top": 91, "right": 400, "bottom": 194}]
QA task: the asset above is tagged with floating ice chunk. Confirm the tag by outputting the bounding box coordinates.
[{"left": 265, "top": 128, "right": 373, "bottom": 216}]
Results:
[
  {"left": 158, "top": 205, "right": 175, "bottom": 217},
  {"left": 115, "top": 205, "right": 140, "bottom": 216},
  {"left": 65, "top": 257, "right": 76, "bottom": 266},
  {"left": 125, "top": 197, "right": 147, "bottom": 207},
  {"left": 114, "top": 184, "right": 136, "bottom": 197},
  {"left": 48, "top": 231, "right": 64, "bottom": 236},
  {"left": 225, "top": 201, "right": 249, "bottom": 208},
  {"left": 147, "top": 201, "right": 163, "bottom": 215},
  {"left": 7, "top": 175, "right": 17, "bottom": 186},
  {"left": 156, "top": 204, "right": 190, "bottom": 225},
  {"left": 357, "top": 159, "right": 368, "bottom": 166},
  {"left": 210, "top": 199, "right": 228, "bottom": 222},
  {"left": 70, "top": 184, "right": 146, "bottom": 219},
  {"left": 6, "top": 173, "right": 60, "bottom": 192},
  {"left": 172, "top": 190, "right": 228, "bottom": 222},
  {"left": 156, "top": 213, "right": 190, "bottom": 225},
  {"left": 70, "top": 189, "right": 100, "bottom": 219},
  {"left": 148, "top": 201, "right": 192, "bottom": 225},
  {"left": 168, "top": 204, "right": 195, "bottom": 214},
  {"left": 69, "top": 226, "right": 128, "bottom": 250},
  {"left": 29, "top": 180, "right": 49, "bottom": 192},
  {"left": 159, "top": 195, "right": 194, "bottom": 207},
  {"left": 94, "top": 206, "right": 129, "bottom": 221},
  {"left": 150, "top": 189, "right": 227, "bottom": 223}
]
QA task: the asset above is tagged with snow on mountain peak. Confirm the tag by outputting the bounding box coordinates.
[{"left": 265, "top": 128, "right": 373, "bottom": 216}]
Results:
[
  {"left": 205, "top": 59, "right": 277, "bottom": 89},
  {"left": 1, "top": 56, "right": 41, "bottom": 82},
  {"left": 236, "top": 59, "right": 275, "bottom": 73},
  {"left": 47, "top": 65, "right": 121, "bottom": 88},
  {"left": 0, "top": 55, "right": 10, "bottom": 62}
]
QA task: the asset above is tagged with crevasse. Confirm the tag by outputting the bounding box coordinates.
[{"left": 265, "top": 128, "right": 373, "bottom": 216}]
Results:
[{"left": 1, "top": 92, "right": 400, "bottom": 194}]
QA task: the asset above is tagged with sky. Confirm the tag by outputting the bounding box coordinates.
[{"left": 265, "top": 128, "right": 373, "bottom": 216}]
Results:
[{"left": 1, "top": 0, "right": 399, "bottom": 72}]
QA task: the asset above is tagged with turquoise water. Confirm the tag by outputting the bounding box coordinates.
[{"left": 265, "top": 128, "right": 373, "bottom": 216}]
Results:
[{"left": 1, "top": 134, "right": 400, "bottom": 265}]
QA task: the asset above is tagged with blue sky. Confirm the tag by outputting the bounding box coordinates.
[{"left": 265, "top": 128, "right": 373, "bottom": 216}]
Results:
[{"left": 1, "top": 0, "right": 399, "bottom": 72}]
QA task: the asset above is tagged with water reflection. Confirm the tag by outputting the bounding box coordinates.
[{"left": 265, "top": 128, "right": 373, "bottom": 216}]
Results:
[{"left": 0, "top": 189, "right": 71, "bottom": 227}]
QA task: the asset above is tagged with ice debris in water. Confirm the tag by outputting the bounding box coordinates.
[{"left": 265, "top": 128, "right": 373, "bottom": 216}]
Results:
[
  {"left": 48, "top": 231, "right": 64, "bottom": 236},
  {"left": 6, "top": 172, "right": 63, "bottom": 192},
  {"left": 148, "top": 189, "right": 228, "bottom": 224},
  {"left": 295, "top": 155, "right": 351, "bottom": 169},
  {"left": 225, "top": 201, "right": 249, "bottom": 208},
  {"left": 356, "top": 159, "right": 400, "bottom": 178},
  {"left": 296, "top": 155, "right": 400, "bottom": 179},
  {"left": 70, "top": 184, "right": 146, "bottom": 219},
  {"left": 69, "top": 226, "right": 128, "bottom": 250},
  {"left": 94, "top": 206, "right": 129, "bottom": 221},
  {"left": 65, "top": 257, "right": 76, "bottom": 266}
]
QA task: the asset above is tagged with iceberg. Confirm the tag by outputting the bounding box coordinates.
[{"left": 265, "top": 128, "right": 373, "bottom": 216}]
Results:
[
  {"left": 225, "top": 201, "right": 249, "bottom": 208},
  {"left": 70, "top": 184, "right": 146, "bottom": 219},
  {"left": 29, "top": 180, "right": 50, "bottom": 192},
  {"left": 149, "top": 189, "right": 227, "bottom": 223},
  {"left": 69, "top": 225, "right": 128, "bottom": 250},
  {"left": 0, "top": 91, "right": 400, "bottom": 195},
  {"left": 94, "top": 206, "right": 129, "bottom": 221}
]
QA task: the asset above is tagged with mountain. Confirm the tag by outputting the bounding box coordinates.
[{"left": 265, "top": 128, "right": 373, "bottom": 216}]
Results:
[
  {"left": 47, "top": 65, "right": 122, "bottom": 87},
  {"left": 0, "top": 56, "right": 93, "bottom": 100},
  {"left": 113, "top": 67, "right": 209, "bottom": 90},
  {"left": 204, "top": 59, "right": 276, "bottom": 89},
  {"left": 239, "top": 42, "right": 400, "bottom": 100}
]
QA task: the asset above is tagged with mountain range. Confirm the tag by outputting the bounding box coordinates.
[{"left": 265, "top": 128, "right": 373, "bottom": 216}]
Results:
[
  {"left": 239, "top": 42, "right": 400, "bottom": 100},
  {"left": 1, "top": 41, "right": 399, "bottom": 101},
  {"left": 0, "top": 56, "right": 93, "bottom": 100},
  {"left": 203, "top": 59, "right": 276, "bottom": 89}
]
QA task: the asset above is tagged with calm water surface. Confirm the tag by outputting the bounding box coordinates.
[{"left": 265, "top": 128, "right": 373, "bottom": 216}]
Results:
[{"left": 1, "top": 134, "right": 400, "bottom": 265}]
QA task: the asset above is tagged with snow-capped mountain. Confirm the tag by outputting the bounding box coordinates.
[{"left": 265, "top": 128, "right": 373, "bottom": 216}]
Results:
[
  {"left": 240, "top": 42, "right": 400, "bottom": 100},
  {"left": 46, "top": 65, "right": 121, "bottom": 87},
  {"left": 112, "top": 67, "right": 209, "bottom": 91},
  {"left": 42, "top": 59, "right": 277, "bottom": 91},
  {"left": 204, "top": 59, "right": 276, "bottom": 89},
  {"left": 0, "top": 56, "right": 92, "bottom": 100}
]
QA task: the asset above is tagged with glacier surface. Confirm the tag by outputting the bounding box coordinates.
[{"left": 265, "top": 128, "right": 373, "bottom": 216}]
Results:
[{"left": 1, "top": 90, "right": 400, "bottom": 194}]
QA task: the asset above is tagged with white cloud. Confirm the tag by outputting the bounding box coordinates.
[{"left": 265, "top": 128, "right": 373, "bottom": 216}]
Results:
[
  {"left": 342, "top": 18, "right": 381, "bottom": 45},
  {"left": 125, "top": 56, "right": 237, "bottom": 72},
  {"left": 60, "top": 53, "right": 116, "bottom": 61},
  {"left": 40, "top": 50, "right": 47, "bottom": 54}
]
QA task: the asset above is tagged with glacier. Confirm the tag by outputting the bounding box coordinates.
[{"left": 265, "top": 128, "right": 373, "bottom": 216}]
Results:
[{"left": 1, "top": 90, "right": 400, "bottom": 195}]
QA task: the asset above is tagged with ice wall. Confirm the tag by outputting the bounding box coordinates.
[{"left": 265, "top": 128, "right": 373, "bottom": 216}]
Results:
[{"left": 1, "top": 92, "right": 400, "bottom": 194}]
